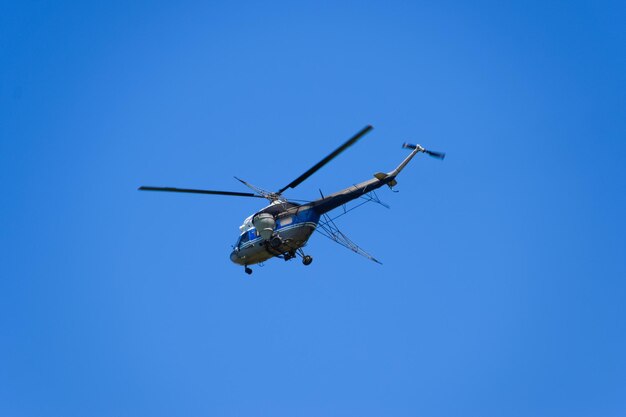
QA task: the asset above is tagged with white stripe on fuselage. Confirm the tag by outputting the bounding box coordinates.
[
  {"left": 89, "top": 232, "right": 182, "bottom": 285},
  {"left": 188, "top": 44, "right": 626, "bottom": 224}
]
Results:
[{"left": 238, "top": 221, "right": 317, "bottom": 250}]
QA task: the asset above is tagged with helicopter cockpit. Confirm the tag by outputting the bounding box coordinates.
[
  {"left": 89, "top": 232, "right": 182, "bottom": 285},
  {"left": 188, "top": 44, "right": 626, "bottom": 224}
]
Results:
[{"left": 235, "top": 228, "right": 258, "bottom": 249}]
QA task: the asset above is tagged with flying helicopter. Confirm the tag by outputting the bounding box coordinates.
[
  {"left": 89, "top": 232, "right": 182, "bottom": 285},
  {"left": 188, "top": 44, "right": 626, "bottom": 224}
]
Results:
[{"left": 139, "top": 125, "right": 445, "bottom": 274}]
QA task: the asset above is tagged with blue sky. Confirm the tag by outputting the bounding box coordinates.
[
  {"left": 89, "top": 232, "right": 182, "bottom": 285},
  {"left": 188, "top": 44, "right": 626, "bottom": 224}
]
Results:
[{"left": 1, "top": 1, "right": 625, "bottom": 416}]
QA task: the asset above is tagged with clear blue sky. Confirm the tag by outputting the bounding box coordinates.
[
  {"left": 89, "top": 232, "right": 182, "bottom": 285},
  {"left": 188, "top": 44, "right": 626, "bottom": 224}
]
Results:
[{"left": 2, "top": 1, "right": 625, "bottom": 416}]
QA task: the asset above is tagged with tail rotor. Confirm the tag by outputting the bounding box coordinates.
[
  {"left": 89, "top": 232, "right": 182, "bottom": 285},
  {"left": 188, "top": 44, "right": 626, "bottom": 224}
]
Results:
[{"left": 402, "top": 143, "right": 446, "bottom": 160}]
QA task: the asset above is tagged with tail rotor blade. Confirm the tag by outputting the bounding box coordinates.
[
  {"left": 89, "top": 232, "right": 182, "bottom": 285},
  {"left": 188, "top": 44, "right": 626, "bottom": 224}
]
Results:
[
  {"left": 425, "top": 150, "right": 446, "bottom": 160},
  {"left": 402, "top": 143, "right": 446, "bottom": 160}
]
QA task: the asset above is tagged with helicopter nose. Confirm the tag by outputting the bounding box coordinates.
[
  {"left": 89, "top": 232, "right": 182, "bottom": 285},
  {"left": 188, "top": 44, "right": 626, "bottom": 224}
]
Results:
[{"left": 230, "top": 250, "right": 243, "bottom": 265}]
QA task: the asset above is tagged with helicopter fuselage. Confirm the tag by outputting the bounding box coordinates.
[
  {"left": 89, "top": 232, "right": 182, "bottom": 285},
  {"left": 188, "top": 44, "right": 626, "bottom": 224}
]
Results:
[
  {"left": 230, "top": 205, "right": 320, "bottom": 265},
  {"left": 229, "top": 173, "right": 398, "bottom": 266}
]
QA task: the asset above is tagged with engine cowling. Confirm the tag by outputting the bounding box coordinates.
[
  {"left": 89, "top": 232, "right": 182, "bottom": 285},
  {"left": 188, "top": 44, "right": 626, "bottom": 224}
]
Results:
[{"left": 252, "top": 213, "right": 276, "bottom": 240}]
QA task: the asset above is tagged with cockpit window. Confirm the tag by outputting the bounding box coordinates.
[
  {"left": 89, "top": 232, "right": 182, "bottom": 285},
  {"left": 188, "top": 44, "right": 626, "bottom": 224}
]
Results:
[{"left": 237, "top": 231, "right": 250, "bottom": 248}]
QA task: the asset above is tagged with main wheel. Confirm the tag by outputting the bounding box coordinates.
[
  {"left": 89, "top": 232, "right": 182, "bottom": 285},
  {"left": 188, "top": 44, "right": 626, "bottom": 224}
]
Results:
[
  {"left": 245, "top": 266, "right": 253, "bottom": 275},
  {"left": 302, "top": 255, "right": 313, "bottom": 266}
]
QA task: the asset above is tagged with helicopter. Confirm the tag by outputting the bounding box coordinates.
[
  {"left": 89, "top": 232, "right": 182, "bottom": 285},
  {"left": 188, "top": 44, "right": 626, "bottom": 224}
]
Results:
[{"left": 139, "top": 125, "right": 445, "bottom": 274}]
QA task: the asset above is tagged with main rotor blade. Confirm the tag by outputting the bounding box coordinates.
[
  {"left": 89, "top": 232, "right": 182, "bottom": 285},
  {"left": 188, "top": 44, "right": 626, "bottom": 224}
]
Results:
[
  {"left": 234, "top": 177, "right": 279, "bottom": 200},
  {"left": 276, "top": 125, "right": 373, "bottom": 194},
  {"left": 138, "top": 186, "right": 265, "bottom": 198}
]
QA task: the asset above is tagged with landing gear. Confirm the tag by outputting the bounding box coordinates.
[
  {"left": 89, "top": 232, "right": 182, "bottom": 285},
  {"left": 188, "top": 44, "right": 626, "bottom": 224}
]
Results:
[
  {"left": 244, "top": 266, "right": 253, "bottom": 275},
  {"left": 296, "top": 248, "right": 313, "bottom": 266}
]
